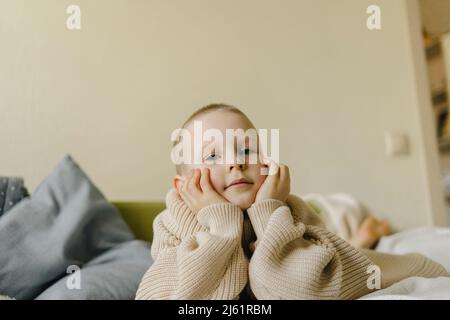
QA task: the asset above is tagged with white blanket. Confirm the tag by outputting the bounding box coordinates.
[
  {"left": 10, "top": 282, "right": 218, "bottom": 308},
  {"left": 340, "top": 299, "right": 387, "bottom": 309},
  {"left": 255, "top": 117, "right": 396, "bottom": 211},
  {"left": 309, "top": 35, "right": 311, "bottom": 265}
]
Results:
[
  {"left": 360, "top": 227, "right": 450, "bottom": 300},
  {"left": 302, "top": 193, "right": 367, "bottom": 241},
  {"left": 375, "top": 227, "right": 450, "bottom": 271},
  {"left": 360, "top": 277, "right": 450, "bottom": 300}
]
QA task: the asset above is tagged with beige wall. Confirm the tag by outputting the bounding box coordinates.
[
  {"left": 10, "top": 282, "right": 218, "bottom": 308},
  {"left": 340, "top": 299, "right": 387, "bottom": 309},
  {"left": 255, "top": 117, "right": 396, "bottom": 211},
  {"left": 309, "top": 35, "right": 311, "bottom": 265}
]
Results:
[{"left": 0, "top": 0, "right": 446, "bottom": 229}]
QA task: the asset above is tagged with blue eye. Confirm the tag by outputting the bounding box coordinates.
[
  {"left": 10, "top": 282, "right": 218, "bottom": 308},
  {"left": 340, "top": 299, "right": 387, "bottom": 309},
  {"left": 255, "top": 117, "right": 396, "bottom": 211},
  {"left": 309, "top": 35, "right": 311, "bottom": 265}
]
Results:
[
  {"left": 204, "top": 152, "right": 221, "bottom": 163},
  {"left": 240, "top": 148, "right": 254, "bottom": 156}
]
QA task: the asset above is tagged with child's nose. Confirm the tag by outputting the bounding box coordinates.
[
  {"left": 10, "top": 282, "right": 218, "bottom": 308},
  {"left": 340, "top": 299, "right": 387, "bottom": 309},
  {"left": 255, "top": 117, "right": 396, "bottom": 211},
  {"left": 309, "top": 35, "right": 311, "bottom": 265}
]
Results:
[{"left": 229, "top": 163, "right": 246, "bottom": 171}]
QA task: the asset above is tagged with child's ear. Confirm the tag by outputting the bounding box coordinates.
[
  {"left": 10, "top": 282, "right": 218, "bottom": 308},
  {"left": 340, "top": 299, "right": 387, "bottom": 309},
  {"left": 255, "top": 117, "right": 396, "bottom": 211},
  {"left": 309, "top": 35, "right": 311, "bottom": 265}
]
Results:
[{"left": 173, "top": 174, "right": 185, "bottom": 193}]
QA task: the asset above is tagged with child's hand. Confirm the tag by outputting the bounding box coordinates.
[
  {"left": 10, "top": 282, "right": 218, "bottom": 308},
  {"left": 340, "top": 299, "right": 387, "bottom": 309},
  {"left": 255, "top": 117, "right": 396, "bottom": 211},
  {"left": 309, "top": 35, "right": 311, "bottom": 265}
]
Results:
[
  {"left": 178, "top": 168, "right": 229, "bottom": 215},
  {"left": 255, "top": 160, "right": 290, "bottom": 203}
]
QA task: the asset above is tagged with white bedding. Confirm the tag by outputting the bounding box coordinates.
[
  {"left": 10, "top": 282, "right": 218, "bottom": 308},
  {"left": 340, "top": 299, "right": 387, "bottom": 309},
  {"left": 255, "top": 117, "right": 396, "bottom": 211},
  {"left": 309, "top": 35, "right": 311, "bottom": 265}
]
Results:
[
  {"left": 359, "top": 227, "right": 450, "bottom": 300},
  {"left": 360, "top": 277, "right": 450, "bottom": 300}
]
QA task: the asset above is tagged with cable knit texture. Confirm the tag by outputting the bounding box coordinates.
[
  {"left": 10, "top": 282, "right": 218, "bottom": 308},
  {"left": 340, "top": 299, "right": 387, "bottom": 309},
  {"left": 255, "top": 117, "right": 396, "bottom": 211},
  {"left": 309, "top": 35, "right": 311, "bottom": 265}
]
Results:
[{"left": 136, "top": 190, "right": 449, "bottom": 300}]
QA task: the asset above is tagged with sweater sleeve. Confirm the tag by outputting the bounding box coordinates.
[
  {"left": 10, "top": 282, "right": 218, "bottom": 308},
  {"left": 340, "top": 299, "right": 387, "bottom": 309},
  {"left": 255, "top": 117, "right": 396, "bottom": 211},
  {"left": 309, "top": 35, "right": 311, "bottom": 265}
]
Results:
[
  {"left": 135, "top": 202, "right": 249, "bottom": 300},
  {"left": 246, "top": 197, "right": 450, "bottom": 300},
  {"left": 246, "top": 198, "right": 377, "bottom": 300}
]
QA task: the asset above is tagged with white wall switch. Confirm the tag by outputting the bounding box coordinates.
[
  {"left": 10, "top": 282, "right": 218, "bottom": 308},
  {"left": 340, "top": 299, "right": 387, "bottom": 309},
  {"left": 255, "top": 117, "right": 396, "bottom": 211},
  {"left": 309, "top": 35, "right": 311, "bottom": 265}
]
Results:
[{"left": 385, "top": 132, "right": 410, "bottom": 156}]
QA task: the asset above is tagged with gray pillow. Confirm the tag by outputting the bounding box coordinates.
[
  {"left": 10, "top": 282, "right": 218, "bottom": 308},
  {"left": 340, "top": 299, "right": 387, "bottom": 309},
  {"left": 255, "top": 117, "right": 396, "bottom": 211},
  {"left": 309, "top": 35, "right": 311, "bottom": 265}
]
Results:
[
  {"left": 0, "top": 155, "right": 151, "bottom": 299},
  {"left": 36, "top": 240, "right": 151, "bottom": 300},
  {"left": 0, "top": 176, "right": 29, "bottom": 217}
]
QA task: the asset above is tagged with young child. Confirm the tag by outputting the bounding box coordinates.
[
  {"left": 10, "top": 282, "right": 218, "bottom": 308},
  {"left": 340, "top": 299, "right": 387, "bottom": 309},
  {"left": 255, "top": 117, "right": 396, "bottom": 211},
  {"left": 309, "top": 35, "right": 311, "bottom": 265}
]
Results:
[{"left": 136, "top": 104, "right": 449, "bottom": 300}]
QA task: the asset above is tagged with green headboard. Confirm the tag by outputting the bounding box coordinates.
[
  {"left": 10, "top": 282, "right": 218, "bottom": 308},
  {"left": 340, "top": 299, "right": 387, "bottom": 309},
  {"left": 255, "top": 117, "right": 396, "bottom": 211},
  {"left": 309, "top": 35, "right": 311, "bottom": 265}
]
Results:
[
  {"left": 112, "top": 202, "right": 165, "bottom": 243},
  {"left": 113, "top": 200, "right": 322, "bottom": 243}
]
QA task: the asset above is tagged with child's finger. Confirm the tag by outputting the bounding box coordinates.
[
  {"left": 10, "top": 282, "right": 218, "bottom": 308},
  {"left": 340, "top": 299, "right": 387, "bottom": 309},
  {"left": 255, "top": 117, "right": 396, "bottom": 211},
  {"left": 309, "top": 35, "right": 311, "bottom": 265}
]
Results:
[
  {"left": 187, "top": 169, "right": 201, "bottom": 194},
  {"left": 182, "top": 170, "right": 194, "bottom": 190},
  {"left": 279, "top": 164, "right": 290, "bottom": 186},
  {"left": 280, "top": 164, "right": 290, "bottom": 183},
  {"left": 200, "top": 168, "right": 212, "bottom": 192},
  {"left": 259, "top": 156, "right": 270, "bottom": 175},
  {"left": 193, "top": 169, "right": 201, "bottom": 188},
  {"left": 268, "top": 159, "right": 280, "bottom": 176},
  {"left": 177, "top": 182, "right": 189, "bottom": 202},
  {"left": 262, "top": 156, "right": 271, "bottom": 166}
]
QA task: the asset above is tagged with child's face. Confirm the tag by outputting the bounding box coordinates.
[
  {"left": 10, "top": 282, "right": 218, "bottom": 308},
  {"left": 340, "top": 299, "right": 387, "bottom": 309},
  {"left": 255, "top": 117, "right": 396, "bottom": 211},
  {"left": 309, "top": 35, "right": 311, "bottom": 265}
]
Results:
[{"left": 174, "top": 110, "right": 267, "bottom": 210}]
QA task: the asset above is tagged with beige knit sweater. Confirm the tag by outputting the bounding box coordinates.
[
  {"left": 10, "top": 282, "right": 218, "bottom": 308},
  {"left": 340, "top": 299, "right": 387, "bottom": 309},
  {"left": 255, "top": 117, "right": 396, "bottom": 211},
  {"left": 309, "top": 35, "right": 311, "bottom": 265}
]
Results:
[{"left": 135, "top": 189, "right": 449, "bottom": 300}]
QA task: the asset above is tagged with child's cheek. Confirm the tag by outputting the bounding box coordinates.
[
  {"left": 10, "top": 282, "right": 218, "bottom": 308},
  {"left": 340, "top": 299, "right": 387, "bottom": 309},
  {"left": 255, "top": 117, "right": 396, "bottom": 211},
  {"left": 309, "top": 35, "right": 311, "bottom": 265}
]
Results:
[{"left": 206, "top": 166, "right": 225, "bottom": 193}]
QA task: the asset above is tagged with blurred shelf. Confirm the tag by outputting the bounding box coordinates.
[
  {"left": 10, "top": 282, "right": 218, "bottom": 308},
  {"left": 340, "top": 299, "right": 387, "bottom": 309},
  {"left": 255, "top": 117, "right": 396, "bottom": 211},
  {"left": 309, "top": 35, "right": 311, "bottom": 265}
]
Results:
[
  {"left": 439, "top": 135, "right": 450, "bottom": 151},
  {"left": 432, "top": 89, "right": 448, "bottom": 106},
  {"left": 426, "top": 40, "right": 442, "bottom": 60},
  {"left": 434, "top": 103, "right": 448, "bottom": 114}
]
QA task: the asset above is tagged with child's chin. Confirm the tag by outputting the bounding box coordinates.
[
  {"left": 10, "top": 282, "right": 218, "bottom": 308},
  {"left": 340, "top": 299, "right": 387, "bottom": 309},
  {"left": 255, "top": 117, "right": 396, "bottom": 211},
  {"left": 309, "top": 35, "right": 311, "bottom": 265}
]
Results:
[{"left": 227, "top": 194, "right": 255, "bottom": 210}]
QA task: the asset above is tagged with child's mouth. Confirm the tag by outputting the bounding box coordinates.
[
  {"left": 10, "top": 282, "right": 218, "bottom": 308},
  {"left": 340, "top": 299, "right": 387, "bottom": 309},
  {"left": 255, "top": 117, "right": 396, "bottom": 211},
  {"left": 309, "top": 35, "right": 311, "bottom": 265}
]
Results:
[{"left": 225, "top": 178, "right": 253, "bottom": 189}]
